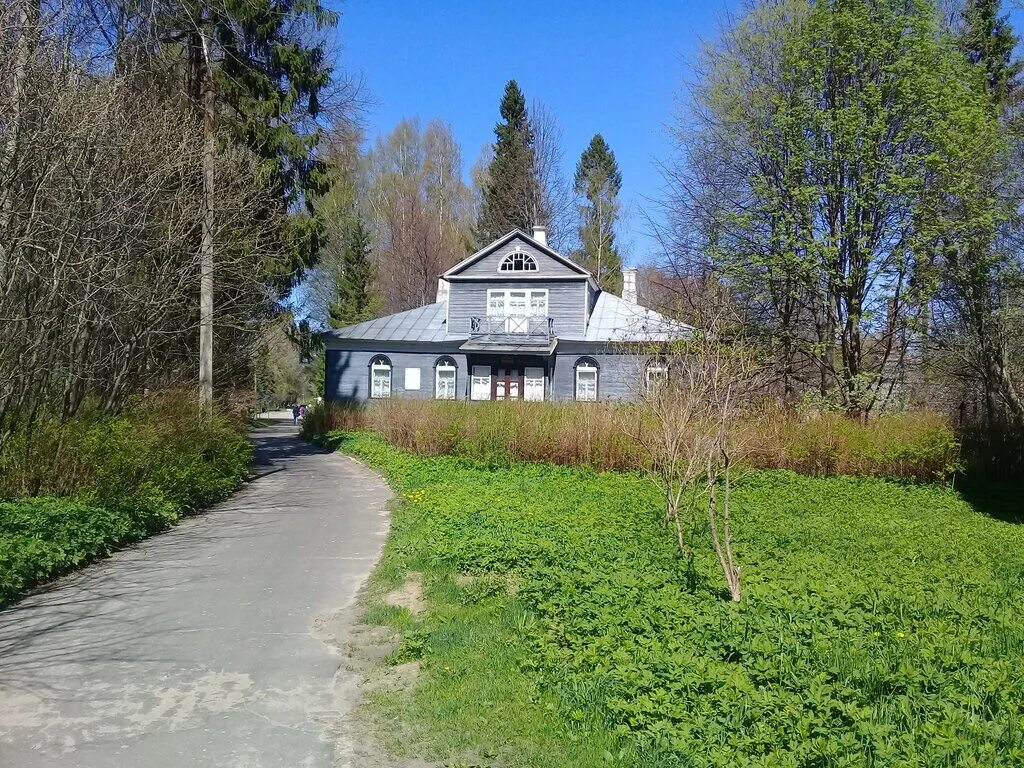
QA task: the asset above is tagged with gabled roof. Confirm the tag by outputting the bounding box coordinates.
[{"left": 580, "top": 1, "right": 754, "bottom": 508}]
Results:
[
  {"left": 443, "top": 229, "right": 593, "bottom": 280},
  {"left": 580, "top": 292, "right": 693, "bottom": 343},
  {"left": 322, "top": 301, "right": 454, "bottom": 343}
]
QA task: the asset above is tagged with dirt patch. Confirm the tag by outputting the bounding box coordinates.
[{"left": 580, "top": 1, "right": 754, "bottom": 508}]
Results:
[
  {"left": 454, "top": 571, "right": 519, "bottom": 597},
  {"left": 314, "top": 604, "right": 434, "bottom": 768},
  {"left": 385, "top": 572, "right": 425, "bottom": 615}
]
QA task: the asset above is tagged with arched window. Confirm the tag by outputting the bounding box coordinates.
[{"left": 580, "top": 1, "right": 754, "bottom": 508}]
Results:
[
  {"left": 645, "top": 359, "right": 669, "bottom": 392},
  {"left": 369, "top": 356, "right": 392, "bottom": 399},
  {"left": 434, "top": 357, "right": 457, "bottom": 400},
  {"left": 574, "top": 358, "right": 599, "bottom": 402},
  {"left": 498, "top": 249, "right": 539, "bottom": 272}
]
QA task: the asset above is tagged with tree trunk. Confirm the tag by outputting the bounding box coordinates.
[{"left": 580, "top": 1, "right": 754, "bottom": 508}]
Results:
[{"left": 198, "top": 29, "right": 215, "bottom": 410}]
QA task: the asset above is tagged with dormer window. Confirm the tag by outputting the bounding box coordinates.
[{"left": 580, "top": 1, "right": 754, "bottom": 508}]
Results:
[{"left": 498, "top": 249, "right": 538, "bottom": 272}]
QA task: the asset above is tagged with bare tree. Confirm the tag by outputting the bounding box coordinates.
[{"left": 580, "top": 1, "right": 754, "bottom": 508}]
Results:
[
  {"left": 364, "top": 118, "right": 474, "bottom": 313},
  {"left": 631, "top": 288, "right": 761, "bottom": 601},
  {"left": 0, "top": 13, "right": 279, "bottom": 447},
  {"left": 530, "top": 100, "right": 575, "bottom": 252}
]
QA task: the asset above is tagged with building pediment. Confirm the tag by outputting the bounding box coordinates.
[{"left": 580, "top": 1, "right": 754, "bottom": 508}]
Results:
[{"left": 443, "top": 229, "right": 594, "bottom": 282}]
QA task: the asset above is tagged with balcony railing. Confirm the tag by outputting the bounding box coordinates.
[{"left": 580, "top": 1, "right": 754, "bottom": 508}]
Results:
[{"left": 469, "top": 315, "right": 554, "bottom": 341}]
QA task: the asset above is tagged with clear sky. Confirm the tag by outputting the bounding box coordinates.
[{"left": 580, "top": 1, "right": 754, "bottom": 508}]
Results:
[{"left": 330, "top": 0, "right": 736, "bottom": 265}]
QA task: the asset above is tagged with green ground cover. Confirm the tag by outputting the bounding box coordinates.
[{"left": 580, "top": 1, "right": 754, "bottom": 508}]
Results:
[
  {"left": 325, "top": 430, "right": 1024, "bottom": 768},
  {"left": 0, "top": 403, "right": 251, "bottom": 605}
]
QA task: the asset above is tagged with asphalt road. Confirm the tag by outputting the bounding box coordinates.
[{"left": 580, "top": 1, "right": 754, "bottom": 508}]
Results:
[{"left": 0, "top": 423, "right": 392, "bottom": 768}]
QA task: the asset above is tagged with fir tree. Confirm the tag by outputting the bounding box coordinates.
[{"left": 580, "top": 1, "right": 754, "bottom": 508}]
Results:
[
  {"left": 329, "top": 219, "right": 376, "bottom": 328},
  {"left": 960, "top": 0, "right": 1021, "bottom": 110},
  {"left": 477, "top": 80, "right": 543, "bottom": 241},
  {"left": 181, "top": 0, "right": 337, "bottom": 293},
  {"left": 574, "top": 134, "right": 623, "bottom": 293}
]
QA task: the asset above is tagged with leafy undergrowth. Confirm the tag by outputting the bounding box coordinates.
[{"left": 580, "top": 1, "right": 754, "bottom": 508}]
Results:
[
  {"left": 325, "top": 430, "right": 1024, "bottom": 768},
  {"left": 0, "top": 396, "right": 252, "bottom": 605}
]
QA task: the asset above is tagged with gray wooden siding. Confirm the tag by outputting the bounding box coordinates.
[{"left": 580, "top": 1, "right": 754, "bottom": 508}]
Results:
[
  {"left": 326, "top": 349, "right": 469, "bottom": 402},
  {"left": 447, "top": 279, "right": 588, "bottom": 337},
  {"left": 455, "top": 236, "right": 583, "bottom": 277},
  {"left": 550, "top": 351, "right": 647, "bottom": 402},
  {"left": 446, "top": 278, "right": 589, "bottom": 335}
]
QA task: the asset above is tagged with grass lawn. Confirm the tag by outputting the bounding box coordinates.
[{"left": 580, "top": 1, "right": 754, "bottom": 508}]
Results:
[{"left": 326, "top": 431, "right": 1024, "bottom": 768}]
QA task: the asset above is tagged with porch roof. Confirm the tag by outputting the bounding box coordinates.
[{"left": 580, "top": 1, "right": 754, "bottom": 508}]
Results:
[{"left": 458, "top": 338, "right": 559, "bottom": 355}]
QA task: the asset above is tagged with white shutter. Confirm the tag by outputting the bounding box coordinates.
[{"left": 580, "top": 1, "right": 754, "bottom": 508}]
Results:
[
  {"left": 524, "top": 367, "right": 544, "bottom": 401},
  {"left": 404, "top": 367, "right": 421, "bottom": 390},
  {"left": 471, "top": 365, "right": 491, "bottom": 400}
]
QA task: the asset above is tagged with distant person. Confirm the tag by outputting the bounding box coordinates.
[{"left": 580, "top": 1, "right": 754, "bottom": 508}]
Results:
[
  {"left": 299, "top": 404, "right": 307, "bottom": 423},
  {"left": 291, "top": 404, "right": 300, "bottom": 425}
]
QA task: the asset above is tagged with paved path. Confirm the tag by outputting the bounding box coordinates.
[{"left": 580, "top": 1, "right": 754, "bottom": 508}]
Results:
[{"left": 0, "top": 424, "right": 392, "bottom": 768}]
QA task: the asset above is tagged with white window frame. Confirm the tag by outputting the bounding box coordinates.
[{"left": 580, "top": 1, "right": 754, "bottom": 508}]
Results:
[
  {"left": 435, "top": 358, "right": 457, "bottom": 400},
  {"left": 645, "top": 362, "right": 669, "bottom": 392},
  {"left": 487, "top": 288, "right": 548, "bottom": 334},
  {"left": 370, "top": 357, "right": 392, "bottom": 399},
  {"left": 575, "top": 360, "right": 598, "bottom": 402},
  {"left": 486, "top": 289, "right": 549, "bottom": 317},
  {"left": 497, "top": 249, "right": 539, "bottom": 272}
]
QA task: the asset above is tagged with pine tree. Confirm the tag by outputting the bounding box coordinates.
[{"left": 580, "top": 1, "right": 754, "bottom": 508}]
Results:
[
  {"left": 477, "top": 80, "right": 543, "bottom": 241},
  {"left": 574, "top": 134, "right": 623, "bottom": 293},
  {"left": 329, "top": 218, "right": 376, "bottom": 328},
  {"left": 960, "top": 0, "right": 1021, "bottom": 109}
]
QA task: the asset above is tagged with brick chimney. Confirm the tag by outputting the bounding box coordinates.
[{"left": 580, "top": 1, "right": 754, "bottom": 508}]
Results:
[
  {"left": 531, "top": 225, "right": 548, "bottom": 247},
  {"left": 621, "top": 268, "right": 638, "bottom": 304}
]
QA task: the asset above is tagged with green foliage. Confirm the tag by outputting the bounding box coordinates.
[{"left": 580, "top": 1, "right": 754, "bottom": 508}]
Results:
[
  {"left": 328, "top": 216, "right": 377, "bottom": 327},
  {"left": 574, "top": 134, "right": 624, "bottom": 293},
  {"left": 0, "top": 394, "right": 251, "bottom": 606},
  {"left": 331, "top": 431, "right": 1024, "bottom": 767},
  {"left": 478, "top": 80, "right": 542, "bottom": 241},
  {"left": 208, "top": 0, "right": 338, "bottom": 290},
  {"left": 960, "top": 0, "right": 1021, "bottom": 107}
]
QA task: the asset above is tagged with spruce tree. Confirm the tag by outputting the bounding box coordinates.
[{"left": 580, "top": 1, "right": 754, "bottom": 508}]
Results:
[
  {"left": 209, "top": 0, "right": 336, "bottom": 291},
  {"left": 574, "top": 134, "right": 623, "bottom": 293},
  {"left": 960, "top": 0, "right": 1021, "bottom": 109},
  {"left": 478, "top": 80, "right": 542, "bottom": 241},
  {"left": 328, "top": 218, "right": 376, "bottom": 328}
]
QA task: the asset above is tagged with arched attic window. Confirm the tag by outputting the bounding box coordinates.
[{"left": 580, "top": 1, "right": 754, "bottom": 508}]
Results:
[
  {"left": 369, "top": 355, "right": 392, "bottom": 399},
  {"left": 574, "top": 357, "right": 599, "bottom": 402},
  {"left": 498, "top": 249, "right": 539, "bottom": 272}
]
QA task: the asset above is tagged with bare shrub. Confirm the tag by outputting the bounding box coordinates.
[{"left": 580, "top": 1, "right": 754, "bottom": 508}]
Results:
[{"left": 303, "top": 397, "right": 959, "bottom": 483}]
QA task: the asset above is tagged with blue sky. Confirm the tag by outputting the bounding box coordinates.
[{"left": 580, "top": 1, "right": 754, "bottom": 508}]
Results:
[{"left": 331, "top": 0, "right": 735, "bottom": 264}]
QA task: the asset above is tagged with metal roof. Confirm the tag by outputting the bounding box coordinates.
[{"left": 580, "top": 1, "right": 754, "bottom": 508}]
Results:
[
  {"left": 579, "top": 292, "right": 693, "bottom": 343},
  {"left": 322, "top": 301, "right": 453, "bottom": 343},
  {"left": 322, "top": 293, "right": 692, "bottom": 346}
]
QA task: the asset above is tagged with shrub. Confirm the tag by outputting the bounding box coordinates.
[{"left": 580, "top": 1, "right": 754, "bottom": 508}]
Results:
[
  {"left": 0, "top": 390, "right": 252, "bottom": 605},
  {"left": 306, "top": 400, "right": 960, "bottom": 482}
]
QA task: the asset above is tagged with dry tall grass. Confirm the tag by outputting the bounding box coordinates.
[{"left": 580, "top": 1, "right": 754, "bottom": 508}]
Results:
[{"left": 304, "top": 400, "right": 961, "bottom": 482}]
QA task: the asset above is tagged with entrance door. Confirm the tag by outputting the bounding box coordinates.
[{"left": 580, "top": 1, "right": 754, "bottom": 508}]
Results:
[
  {"left": 495, "top": 368, "right": 522, "bottom": 400},
  {"left": 524, "top": 367, "right": 544, "bottom": 401}
]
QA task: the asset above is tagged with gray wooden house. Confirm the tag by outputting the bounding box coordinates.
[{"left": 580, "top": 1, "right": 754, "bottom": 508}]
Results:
[{"left": 323, "top": 227, "right": 690, "bottom": 403}]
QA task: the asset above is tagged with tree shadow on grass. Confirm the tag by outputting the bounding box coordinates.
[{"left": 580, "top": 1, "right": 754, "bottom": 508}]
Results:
[{"left": 957, "top": 477, "right": 1024, "bottom": 524}]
